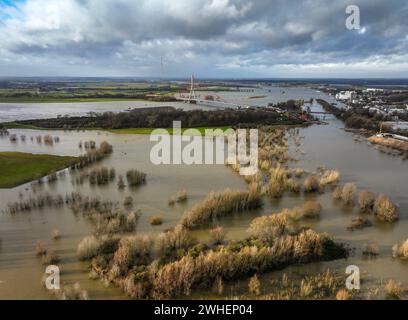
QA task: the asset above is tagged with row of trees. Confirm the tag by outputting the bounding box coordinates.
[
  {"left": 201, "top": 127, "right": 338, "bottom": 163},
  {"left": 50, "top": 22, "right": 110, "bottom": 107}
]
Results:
[{"left": 17, "top": 106, "right": 303, "bottom": 130}]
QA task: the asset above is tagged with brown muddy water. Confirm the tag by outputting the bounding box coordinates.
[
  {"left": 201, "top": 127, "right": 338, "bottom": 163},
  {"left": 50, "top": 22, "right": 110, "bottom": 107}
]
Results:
[{"left": 0, "top": 96, "right": 407, "bottom": 300}]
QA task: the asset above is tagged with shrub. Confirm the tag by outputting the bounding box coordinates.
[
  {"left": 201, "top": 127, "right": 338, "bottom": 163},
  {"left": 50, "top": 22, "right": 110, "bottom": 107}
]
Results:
[
  {"left": 124, "top": 196, "right": 133, "bottom": 207},
  {"left": 209, "top": 227, "right": 227, "bottom": 245},
  {"left": 385, "top": 280, "right": 403, "bottom": 300},
  {"left": 248, "top": 274, "right": 261, "bottom": 296},
  {"left": 89, "top": 167, "right": 115, "bottom": 185},
  {"left": 126, "top": 169, "right": 147, "bottom": 187},
  {"left": 359, "top": 190, "right": 375, "bottom": 212},
  {"left": 336, "top": 289, "right": 351, "bottom": 300},
  {"left": 374, "top": 195, "right": 398, "bottom": 222},
  {"left": 52, "top": 229, "right": 61, "bottom": 240},
  {"left": 100, "top": 141, "right": 113, "bottom": 154},
  {"left": 268, "top": 166, "right": 290, "bottom": 198},
  {"left": 320, "top": 170, "right": 340, "bottom": 186},
  {"left": 303, "top": 176, "right": 319, "bottom": 192},
  {"left": 268, "top": 180, "right": 285, "bottom": 198},
  {"left": 43, "top": 135, "right": 54, "bottom": 145},
  {"left": 157, "top": 225, "right": 197, "bottom": 256},
  {"left": 300, "top": 279, "right": 313, "bottom": 298},
  {"left": 392, "top": 239, "right": 408, "bottom": 259},
  {"left": 169, "top": 190, "right": 188, "bottom": 205},
  {"left": 113, "top": 235, "right": 154, "bottom": 273},
  {"left": 247, "top": 212, "right": 290, "bottom": 243},
  {"left": 213, "top": 276, "right": 224, "bottom": 295},
  {"left": 286, "top": 179, "right": 301, "bottom": 193},
  {"left": 332, "top": 186, "right": 342, "bottom": 200},
  {"left": 77, "top": 236, "right": 101, "bottom": 260},
  {"left": 341, "top": 183, "right": 357, "bottom": 205},
  {"left": 150, "top": 215, "right": 163, "bottom": 226},
  {"left": 301, "top": 201, "right": 322, "bottom": 218},
  {"left": 294, "top": 168, "right": 303, "bottom": 178},
  {"left": 58, "top": 283, "right": 89, "bottom": 300},
  {"left": 347, "top": 217, "right": 372, "bottom": 231},
  {"left": 117, "top": 175, "right": 126, "bottom": 190},
  {"left": 362, "top": 242, "right": 379, "bottom": 257}
]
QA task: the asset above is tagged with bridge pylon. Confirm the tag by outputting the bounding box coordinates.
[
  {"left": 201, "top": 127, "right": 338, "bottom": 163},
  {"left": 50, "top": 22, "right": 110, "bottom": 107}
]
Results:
[{"left": 187, "top": 74, "right": 198, "bottom": 103}]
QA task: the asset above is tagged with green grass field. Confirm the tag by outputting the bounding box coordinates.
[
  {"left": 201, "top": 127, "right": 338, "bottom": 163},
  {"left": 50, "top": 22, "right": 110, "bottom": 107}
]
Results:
[
  {"left": 0, "top": 152, "right": 77, "bottom": 188},
  {"left": 1, "top": 122, "right": 43, "bottom": 130},
  {"left": 109, "top": 126, "right": 232, "bottom": 135}
]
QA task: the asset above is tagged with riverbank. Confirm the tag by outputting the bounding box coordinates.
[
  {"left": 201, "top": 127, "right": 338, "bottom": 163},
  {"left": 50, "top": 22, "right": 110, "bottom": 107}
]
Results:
[{"left": 368, "top": 135, "right": 408, "bottom": 152}]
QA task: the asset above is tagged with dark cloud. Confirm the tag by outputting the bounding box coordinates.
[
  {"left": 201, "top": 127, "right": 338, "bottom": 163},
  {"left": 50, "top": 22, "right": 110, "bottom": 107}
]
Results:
[{"left": 0, "top": 0, "right": 407, "bottom": 77}]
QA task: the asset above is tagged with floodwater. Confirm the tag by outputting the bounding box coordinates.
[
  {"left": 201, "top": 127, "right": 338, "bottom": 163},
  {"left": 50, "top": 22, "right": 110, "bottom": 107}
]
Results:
[
  {"left": 0, "top": 100, "right": 204, "bottom": 122},
  {"left": 0, "top": 85, "right": 342, "bottom": 122},
  {"left": 0, "top": 87, "right": 407, "bottom": 299}
]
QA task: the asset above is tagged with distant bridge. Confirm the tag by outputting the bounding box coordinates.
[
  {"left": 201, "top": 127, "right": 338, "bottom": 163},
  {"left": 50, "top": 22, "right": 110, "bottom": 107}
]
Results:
[{"left": 175, "top": 97, "right": 246, "bottom": 109}]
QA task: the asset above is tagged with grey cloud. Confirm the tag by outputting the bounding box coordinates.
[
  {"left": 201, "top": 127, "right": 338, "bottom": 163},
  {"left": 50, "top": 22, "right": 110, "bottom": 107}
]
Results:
[{"left": 0, "top": 0, "right": 407, "bottom": 77}]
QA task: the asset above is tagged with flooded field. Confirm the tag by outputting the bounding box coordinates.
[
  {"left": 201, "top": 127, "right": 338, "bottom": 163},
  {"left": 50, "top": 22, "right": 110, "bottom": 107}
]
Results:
[{"left": 0, "top": 87, "right": 407, "bottom": 300}]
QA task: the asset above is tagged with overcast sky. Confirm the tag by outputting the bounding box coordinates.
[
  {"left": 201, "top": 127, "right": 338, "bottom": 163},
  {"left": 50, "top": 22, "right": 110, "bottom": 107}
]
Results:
[{"left": 0, "top": 0, "right": 407, "bottom": 78}]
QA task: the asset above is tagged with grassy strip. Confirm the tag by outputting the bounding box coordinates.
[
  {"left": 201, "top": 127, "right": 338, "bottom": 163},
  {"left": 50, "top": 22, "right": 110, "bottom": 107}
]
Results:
[
  {"left": 109, "top": 126, "right": 232, "bottom": 135},
  {"left": 1, "top": 122, "right": 43, "bottom": 130},
  {"left": 0, "top": 152, "right": 77, "bottom": 188}
]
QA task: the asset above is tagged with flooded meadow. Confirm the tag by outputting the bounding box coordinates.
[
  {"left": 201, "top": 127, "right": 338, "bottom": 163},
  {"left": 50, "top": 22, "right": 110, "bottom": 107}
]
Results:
[{"left": 1, "top": 87, "right": 407, "bottom": 300}]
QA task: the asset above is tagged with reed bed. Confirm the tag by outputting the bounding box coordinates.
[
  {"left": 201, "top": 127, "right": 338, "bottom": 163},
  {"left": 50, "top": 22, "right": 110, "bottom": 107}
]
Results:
[
  {"left": 6, "top": 193, "right": 64, "bottom": 214},
  {"left": 180, "top": 184, "right": 262, "bottom": 228},
  {"left": 114, "top": 229, "right": 345, "bottom": 299},
  {"left": 247, "top": 201, "right": 322, "bottom": 244}
]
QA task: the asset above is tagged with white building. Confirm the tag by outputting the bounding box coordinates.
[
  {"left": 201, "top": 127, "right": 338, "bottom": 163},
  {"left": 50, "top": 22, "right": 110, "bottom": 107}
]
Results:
[
  {"left": 335, "top": 91, "right": 357, "bottom": 101},
  {"left": 364, "top": 88, "right": 384, "bottom": 93}
]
